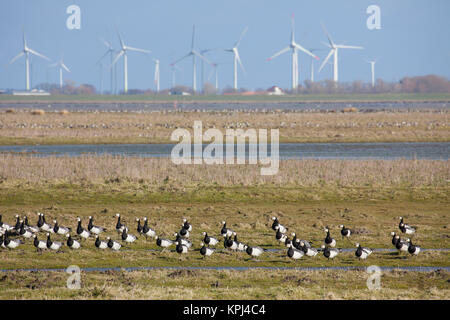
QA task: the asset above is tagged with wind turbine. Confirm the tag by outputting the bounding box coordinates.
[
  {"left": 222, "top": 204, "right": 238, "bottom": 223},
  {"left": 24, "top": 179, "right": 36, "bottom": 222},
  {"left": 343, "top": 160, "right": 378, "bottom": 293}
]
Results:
[
  {"left": 224, "top": 26, "right": 248, "bottom": 91},
  {"left": 9, "top": 30, "right": 50, "bottom": 91},
  {"left": 171, "top": 25, "right": 211, "bottom": 94},
  {"left": 207, "top": 62, "right": 226, "bottom": 92},
  {"left": 112, "top": 29, "right": 151, "bottom": 94},
  {"left": 364, "top": 59, "right": 377, "bottom": 88},
  {"left": 98, "top": 38, "right": 115, "bottom": 94},
  {"left": 170, "top": 64, "right": 183, "bottom": 89},
  {"left": 267, "top": 15, "right": 318, "bottom": 92},
  {"left": 49, "top": 57, "right": 70, "bottom": 89},
  {"left": 318, "top": 24, "right": 363, "bottom": 84},
  {"left": 153, "top": 59, "right": 160, "bottom": 93},
  {"left": 308, "top": 49, "right": 321, "bottom": 83}
]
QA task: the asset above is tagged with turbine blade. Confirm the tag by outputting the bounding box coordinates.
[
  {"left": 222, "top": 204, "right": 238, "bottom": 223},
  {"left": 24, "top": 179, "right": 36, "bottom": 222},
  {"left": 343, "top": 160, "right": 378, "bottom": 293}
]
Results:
[
  {"left": 321, "top": 23, "right": 335, "bottom": 47},
  {"left": 291, "top": 13, "right": 295, "bottom": 43},
  {"left": 48, "top": 62, "right": 59, "bottom": 68},
  {"left": 234, "top": 26, "right": 248, "bottom": 48},
  {"left": 235, "top": 50, "right": 246, "bottom": 74},
  {"left": 267, "top": 46, "right": 290, "bottom": 61},
  {"left": 61, "top": 62, "right": 71, "bottom": 73},
  {"left": 335, "top": 44, "right": 364, "bottom": 50},
  {"left": 171, "top": 52, "right": 192, "bottom": 66},
  {"left": 193, "top": 50, "right": 211, "bottom": 65},
  {"left": 97, "top": 49, "right": 111, "bottom": 65},
  {"left": 27, "top": 48, "right": 50, "bottom": 61},
  {"left": 100, "top": 38, "right": 112, "bottom": 49},
  {"left": 112, "top": 50, "right": 124, "bottom": 67},
  {"left": 294, "top": 43, "right": 319, "bottom": 60},
  {"left": 126, "top": 46, "right": 151, "bottom": 54},
  {"left": 318, "top": 49, "right": 334, "bottom": 72},
  {"left": 9, "top": 51, "right": 24, "bottom": 64},
  {"left": 116, "top": 28, "right": 125, "bottom": 49},
  {"left": 191, "top": 25, "right": 195, "bottom": 50}
]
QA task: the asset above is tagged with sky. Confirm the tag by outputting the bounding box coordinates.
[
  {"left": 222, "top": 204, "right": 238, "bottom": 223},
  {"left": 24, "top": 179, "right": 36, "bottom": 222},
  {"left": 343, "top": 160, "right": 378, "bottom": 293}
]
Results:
[{"left": 0, "top": 0, "right": 449, "bottom": 92}]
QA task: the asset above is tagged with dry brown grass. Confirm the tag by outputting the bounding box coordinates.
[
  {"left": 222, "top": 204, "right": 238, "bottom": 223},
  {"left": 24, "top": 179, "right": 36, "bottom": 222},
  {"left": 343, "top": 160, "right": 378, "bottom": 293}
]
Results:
[
  {"left": 30, "top": 109, "right": 45, "bottom": 116},
  {"left": 0, "top": 110, "right": 448, "bottom": 144}
]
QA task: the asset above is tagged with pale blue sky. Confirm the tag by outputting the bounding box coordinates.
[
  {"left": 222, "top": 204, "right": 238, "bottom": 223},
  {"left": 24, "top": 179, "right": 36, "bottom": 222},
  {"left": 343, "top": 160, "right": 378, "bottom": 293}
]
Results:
[{"left": 1, "top": 0, "right": 449, "bottom": 91}]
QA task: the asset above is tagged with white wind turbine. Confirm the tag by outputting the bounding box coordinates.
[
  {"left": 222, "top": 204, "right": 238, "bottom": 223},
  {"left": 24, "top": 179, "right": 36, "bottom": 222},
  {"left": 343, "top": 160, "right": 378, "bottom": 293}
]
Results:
[
  {"left": 364, "top": 59, "right": 377, "bottom": 88},
  {"left": 267, "top": 15, "right": 318, "bottom": 92},
  {"left": 49, "top": 57, "right": 70, "bottom": 89},
  {"left": 171, "top": 25, "right": 211, "bottom": 94},
  {"left": 98, "top": 38, "right": 116, "bottom": 94},
  {"left": 207, "top": 62, "right": 227, "bottom": 92},
  {"left": 112, "top": 29, "right": 151, "bottom": 94},
  {"left": 224, "top": 26, "right": 248, "bottom": 91},
  {"left": 9, "top": 30, "right": 50, "bottom": 91},
  {"left": 318, "top": 24, "right": 364, "bottom": 84},
  {"left": 170, "top": 64, "right": 183, "bottom": 89},
  {"left": 153, "top": 59, "right": 160, "bottom": 93}
]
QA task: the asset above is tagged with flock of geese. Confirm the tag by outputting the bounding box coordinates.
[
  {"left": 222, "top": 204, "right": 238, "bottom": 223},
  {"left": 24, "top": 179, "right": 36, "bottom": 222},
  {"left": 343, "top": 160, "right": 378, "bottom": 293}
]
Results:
[{"left": 0, "top": 213, "right": 421, "bottom": 260}]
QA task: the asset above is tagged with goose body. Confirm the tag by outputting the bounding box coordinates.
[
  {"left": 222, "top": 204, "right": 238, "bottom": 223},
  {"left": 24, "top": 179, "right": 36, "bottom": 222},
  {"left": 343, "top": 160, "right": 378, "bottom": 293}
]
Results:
[
  {"left": 33, "top": 235, "right": 47, "bottom": 250},
  {"left": 0, "top": 215, "right": 13, "bottom": 232},
  {"left": 233, "top": 233, "right": 246, "bottom": 251},
  {"left": 142, "top": 218, "right": 156, "bottom": 239},
  {"left": 76, "top": 218, "right": 91, "bottom": 239},
  {"left": 175, "top": 241, "right": 189, "bottom": 254},
  {"left": 182, "top": 219, "right": 192, "bottom": 232},
  {"left": 46, "top": 233, "right": 62, "bottom": 251},
  {"left": 271, "top": 217, "right": 287, "bottom": 233},
  {"left": 407, "top": 240, "right": 421, "bottom": 255},
  {"left": 66, "top": 234, "right": 81, "bottom": 249},
  {"left": 224, "top": 235, "right": 238, "bottom": 250},
  {"left": 322, "top": 245, "right": 341, "bottom": 259},
  {"left": 95, "top": 236, "right": 108, "bottom": 249},
  {"left": 200, "top": 243, "right": 215, "bottom": 257},
  {"left": 287, "top": 244, "right": 304, "bottom": 260},
  {"left": 121, "top": 230, "right": 137, "bottom": 243},
  {"left": 324, "top": 228, "right": 336, "bottom": 247},
  {"left": 245, "top": 245, "right": 264, "bottom": 257},
  {"left": 299, "top": 241, "right": 318, "bottom": 257},
  {"left": 174, "top": 233, "right": 192, "bottom": 248},
  {"left": 399, "top": 217, "right": 416, "bottom": 234},
  {"left": 53, "top": 220, "right": 70, "bottom": 235},
  {"left": 19, "top": 221, "right": 33, "bottom": 239},
  {"left": 395, "top": 236, "right": 409, "bottom": 252},
  {"left": 355, "top": 243, "right": 372, "bottom": 259},
  {"left": 107, "top": 237, "right": 122, "bottom": 251},
  {"left": 339, "top": 225, "right": 351, "bottom": 238},
  {"left": 24, "top": 217, "right": 40, "bottom": 233},
  {"left": 88, "top": 216, "right": 106, "bottom": 235},
  {"left": 275, "top": 229, "right": 287, "bottom": 244},
  {"left": 115, "top": 214, "right": 128, "bottom": 234},
  {"left": 220, "top": 221, "right": 234, "bottom": 237},
  {"left": 38, "top": 213, "right": 53, "bottom": 232},
  {"left": 2, "top": 233, "right": 21, "bottom": 249},
  {"left": 202, "top": 232, "right": 219, "bottom": 246},
  {"left": 156, "top": 236, "right": 173, "bottom": 248}
]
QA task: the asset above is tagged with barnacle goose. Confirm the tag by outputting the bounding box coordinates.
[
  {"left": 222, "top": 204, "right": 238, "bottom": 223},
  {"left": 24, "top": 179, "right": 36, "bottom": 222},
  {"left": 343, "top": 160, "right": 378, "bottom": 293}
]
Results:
[
  {"left": 24, "top": 216, "right": 39, "bottom": 233},
  {"left": 287, "top": 243, "right": 304, "bottom": 260},
  {"left": 399, "top": 217, "right": 416, "bottom": 234},
  {"left": 136, "top": 218, "right": 143, "bottom": 234},
  {"left": 271, "top": 217, "right": 287, "bottom": 233},
  {"left": 13, "top": 215, "right": 21, "bottom": 231},
  {"left": 38, "top": 213, "right": 53, "bottom": 232},
  {"left": 224, "top": 235, "right": 238, "bottom": 250},
  {"left": 324, "top": 227, "right": 336, "bottom": 247},
  {"left": 53, "top": 220, "right": 70, "bottom": 235},
  {"left": 19, "top": 221, "right": 33, "bottom": 239},
  {"left": 339, "top": 225, "right": 351, "bottom": 238},
  {"left": 0, "top": 215, "right": 13, "bottom": 232},
  {"left": 291, "top": 233, "right": 311, "bottom": 249},
  {"left": 355, "top": 243, "right": 373, "bottom": 259},
  {"left": 1, "top": 232, "right": 21, "bottom": 249},
  {"left": 394, "top": 235, "right": 409, "bottom": 253},
  {"left": 245, "top": 245, "right": 264, "bottom": 258},
  {"left": 202, "top": 232, "right": 219, "bottom": 246},
  {"left": 95, "top": 235, "right": 108, "bottom": 249},
  {"left": 76, "top": 217, "right": 91, "bottom": 240},
  {"left": 175, "top": 241, "right": 189, "bottom": 254},
  {"left": 174, "top": 233, "right": 192, "bottom": 248},
  {"left": 182, "top": 218, "right": 192, "bottom": 232},
  {"left": 200, "top": 242, "right": 215, "bottom": 257},
  {"left": 178, "top": 225, "right": 190, "bottom": 238},
  {"left": 33, "top": 234, "right": 47, "bottom": 251},
  {"left": 115, "top": 213, "right": 128, "bottom": 234},
  {"left": 220, "top": 221, "right": 234, "bottom": 237},
  {"left": 142, "top": 217, "right": 156, "bottom": 239},
  {"left": 407, "top": 239, "right": 421, "bottom": 255},
  {"left": 88, "top": 216, "right": 106, "bottom": 235},
  {"left": 275, "top": 229, "right": 288, "bottom": 244},
  {"left": 121, "top": 229, "right": 137, "bottom": 243},
  {"left": 321, "top": 245, "right": 341, "bottom": 260},
  {"left": 66, "top": 234, "right": 81, "bottom": 249},
  {"left": 299, "top": 241, "right": 318, "bottom": 257},
  {"left": 155, "top": 236, "right": 173, "bottom": 251},
  {"left": 107, "top": 237, "right": 122, "bottom": 251},
  {"left": 46, "top": 233, "right": 62, "bottom": 251},
  {"left": 391, "top": 232, "right": 398, "bottom": 247},
  {"left": 233, "top": 233, "right": 246, "bottom": 251}
]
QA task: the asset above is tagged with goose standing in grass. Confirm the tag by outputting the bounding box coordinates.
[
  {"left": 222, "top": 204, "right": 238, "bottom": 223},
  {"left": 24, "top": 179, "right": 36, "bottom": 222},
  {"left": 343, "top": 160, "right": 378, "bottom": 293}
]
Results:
[
  {"left": 394, "top": 235, "right": 409, "bottom": 253},
  {"left": 200, "top": 242, "right": 215, "bottom": 257},
  {"left": 178, "top": 225, "right": 190, "bottom": 238},
  {"left": 46, "top": 233, "right": 62, "bottom": 251},
  {"left": 391, "top": 232, "right": 399, "bottom": 247},
  {"left": 53, "top": 220, "right": 70, "bottom": 236},
  {"left": 19, "top": 221, "right": 33, "bottom": 239},
  {"left": 24, "top": 216, "right": 39, "bottom": 233},
  {"left": 38, "top": 213, "right": 53, "bottom": 232},
  {"left": 271, "top": 217, "right": 287, "bottom": 233},
  {"left": 66, "top": 234, "right": 81, "bottom": 250},
  {"left": 155, "top": 236, "right": 173, "bottom": 252},
  {"left": 175, "top": 241, "right": 189, "bottom": 255},
  {"left": 224, "top": 235, "right": 238, "bottom": 250},
  {"left": 233, "top": 233, "right": 246, "bottom": 251},
  {"left": 287, "top": 243, "right": 304, "bottom": 260},
  {"left": 275, "top": 229, "right": 288, "bottom": 244},
  {"left": 1, "top": 232, "right": 21, "bottom": 249},
  {"left": 121, "top": 229, "right": 137, "bottom": 244},
  {"left": 291, "top": 233, "right": 311, "bottom": 249},
  {"left": 245, "top": 245, "right": 264, "bottom": 259},
  {"left": 407, "top": 239, "right": 421, "bottom": 256},
  {"left": 202, "top": 232, "right": 219, "bottom": 246},
  {"left": 321, "top": 245, "right": 341, "bottom": 260},
  {"left": 339, "top": 225, "right": 351, "bottom": 239},
  {"left": 399, "top": 217, "right": 416, "bottom": 234},
  {"left": 13, "top": 215, "right": 21, "bottom": 231},
  {"left": 107, "top": 237, "right": 122, "bottom": 251},
  {"left": 76, "top": 217, "right": 91, "bottom": 240},
  {"left": 95, "top": 235, "right": 108, "bottom": 249},
  {"left": 182, "top": 219, "right": 192, "bottom": 232},
  {"left": 220, "top": 221, "right": 234, "bottom": 237},
  {"left": 299, "top": 241, "right": 319, "bottom": 257},
  {"left": 355, "top": 243, "right": 373, "bottom": 260},
  {"left": 0, "top": 215, "right": 13, "bottom": 233},
  {"left": 142, "top": 217, "right": 156, "bottom": 239},
  {"left": 115, "top": 213, "right": 128, "bottom": 235},
  {"left": 33, "top": 234, "right": 47, "bottom": 251},
  {"left": 324, "top": 227, "right": 336, "bottom": 247},
  {"left": 136, "top": 218, "right": 143, "bottom": 234},
  {"left": 88, "top": 216, "right": 106, "bottom": 235},
  {"left": 174, "top": 233, "right": 192, "bottom": 248}
]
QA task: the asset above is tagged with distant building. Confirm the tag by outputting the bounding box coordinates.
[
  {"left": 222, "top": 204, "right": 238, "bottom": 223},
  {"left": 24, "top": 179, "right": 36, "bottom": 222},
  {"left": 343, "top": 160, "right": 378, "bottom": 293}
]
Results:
[
  {"left": 266, "top": 86, "right": 285, "bottom": 95},
  {"left": 169, "top": 90, "right": 191, "bottom": 96},
  {"left": 12, "top": 89, "right": 50, "bottom": 96}
]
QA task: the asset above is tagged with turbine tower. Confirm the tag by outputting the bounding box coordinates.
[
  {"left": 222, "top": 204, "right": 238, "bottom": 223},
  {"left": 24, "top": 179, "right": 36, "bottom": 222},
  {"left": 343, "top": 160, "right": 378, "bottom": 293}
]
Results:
[
  {"left": 308, "top": 49, "right": 321, "bottom": 82},
  {"left": 171, "top": 25, "right": 211, "bottom": 94},
  {"left": 267, "top": 14, "right": 318, "bottom": 92},
  {"left": 153, "top": 59, "right": 160, "bottom": 93},
  {"left": 98, "top": 38, "right": 116, "bottom": 94},
  {"left": 318, "top": 24, "right": 363, "bottom": 84},
  {"left": 365, "top": 59, "right": 377, "bottom": 88},
  {"left": 9, "top": 30, "right": 50, "bottom": 91},
  {"left": 49, "top": 58, "right": 71, "bottom": 89},
  {"left": 112, "top": 29, "right": 151, "bottom": 94},
  {"left": 224, "top": 26, "right": 248, "bottom": 91}
]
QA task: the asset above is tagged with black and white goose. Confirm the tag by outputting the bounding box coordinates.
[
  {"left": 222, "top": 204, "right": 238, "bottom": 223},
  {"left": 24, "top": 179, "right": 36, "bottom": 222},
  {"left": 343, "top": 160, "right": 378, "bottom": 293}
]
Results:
[
  {"left": 33, "top": 234, "right": 47, "bottom": 251},
  {"left": 24, "top": 216, "right": 39, "bottom": 233},
  {"left": 136, "top": 218, "right": 143, "bottom": 234},
  {"left": 287, "top": 243, "right": 304, "bottom": 260},
  {"left": 224, "top": 235, "right": 238, "bottom": 250},
  {"left": 142, "top": 217, "right": 156, "bottom": 239},
  {"left": 233, "top": 233, "right": 246, "bottom": 251},
  {"left": 107, "top": 237, "right": 122, "bottom": 251},
  {"left": 291, "top": 233, "right": 311, "bottom": 249},
  {"left": 95, "top": 235, "right": 108, "bottom": 249},
  {"left": 19, "top": 221, "right": 33, "bottom": 239},
  {"left": 407, "top": 239, "right": 421, "bottom": 256},
  {"left": 275, "top": 229, "right": 288, "bottom": 244},
  {"left": 202, "top": 232, "right": 219, "bottom": 246},
  {"left": 245, "top": 245, "right": 264, "bottom": 258},
  {"left": 321, "top": 245, "right": 341, "bottom": 260},
  {"left": 220, "top": 221, "right": 234, "bottom": 237},
  {"left": 398, "top": 217, "right": 416, "bottom": 234},
  {"left": 0, "top": 215, "right": 13, "bottom": 232},
  {"left": 175, "top": 241, "right": 189, "bottom": 254},
  {"left": 182, "top": 218, "right": 192, "bottom": 232},
  {"left": 394, "top": 235, "right": 409, "bottom": 253},
  {"left": 200, "top": 242, "right": 215, "bottom": 257},
  {"left": 1, "top": 232, "right": 21, "bottom": 249},
  {"left": 76, "top": 217, "right": 91, "bottom": 240},
  {"left": 173, "top": 233, "right": 192, "bottom": 248},
  {"left": 53, "top": 220, "right": 70, "bottom": 235},
  {"left": 66, "top": 234, "right": 81, "bottom": 250},
  {"left": 121, "top": 229, "right": 137, "bottom": 243},
  {"left": 178, "top": 225, "right": 190, "bottom": 238},
  {"left": 355, "top": 243, "right": 373, "bottom": 260},
  {"left": 88, "top": 216, "right": 106, "bottom": 235},
  {"left": 115, "top": 213, "right": 128, "bottom": 235},
  {"left": 13, "top": 215, "right": 21, "bottom": 231},
  {"left": 324, "top": 228, "right": 336, "bottom": 247},
  {"left": 155, "top": 236, "right": 173, "bottom": 251},
  {"left": 391, "top": 232, "right": 398, "bottom": 247},
  {"left": 299, "top": 241, "right": 319, "bottom": 257},
  {"left": 271, "top": 217, "right": 287, "bottom": 233},
  {"left": 46, "top": 233, "right": 62, "bottom": 251},
  {"left": 38, "top": 213, "right": 53, "bottom": 232},
  {"left": 339, "top": 225, "right": 351, "bottom": 238}
]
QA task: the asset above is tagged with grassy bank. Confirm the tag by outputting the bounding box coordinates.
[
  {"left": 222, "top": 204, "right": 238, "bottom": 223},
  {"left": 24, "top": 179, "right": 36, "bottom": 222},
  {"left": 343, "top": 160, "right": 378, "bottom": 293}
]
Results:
[{"left": 0, "top": 109, "right": 448, "bottom": 145}]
